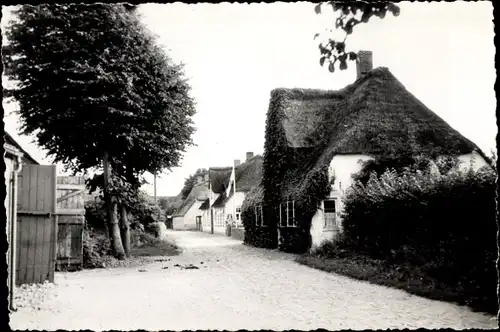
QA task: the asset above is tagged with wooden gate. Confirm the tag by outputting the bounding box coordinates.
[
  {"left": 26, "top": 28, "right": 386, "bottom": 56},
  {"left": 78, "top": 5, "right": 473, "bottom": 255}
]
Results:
[
  {"left": 56, "top": 176, "right": 85, "bottom": 271},
  {"left": 16, "top": 164, "right": 57, "bottom": 285}
]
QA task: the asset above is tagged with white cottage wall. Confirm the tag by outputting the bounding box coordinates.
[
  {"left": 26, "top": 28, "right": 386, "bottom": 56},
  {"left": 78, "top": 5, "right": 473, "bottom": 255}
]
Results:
[
  {"left": 327, "top": 154, "right": 374, "bottom": 192},
  {"left": 224, "top": 191, "right": 246, "bottom": 226},
  {"left": 310, "top": 154, "right": 373, "bottom": 249},
  {"left": 172, "top": 216, "right": 184, "bottom": 230},
  {"left": 201, "top": 209, "right": 210, "bottom": 233},
  {"left": 212, "top": 207, "right": 226, "bottom": 234},
  {"left": 183, "top": 200, "right": 204, "bottom": 230}
]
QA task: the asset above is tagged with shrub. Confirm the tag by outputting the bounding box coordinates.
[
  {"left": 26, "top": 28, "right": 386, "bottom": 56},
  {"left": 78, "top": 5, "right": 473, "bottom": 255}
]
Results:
[
  {"left": 84, "top": 199, "right": 108, "bottom": 231},
  {"left": 340, "top": 163, "right": 497, "bottom": 312},
  {"left": 129, "top": 192, "right": 166, "bottom": 230},
  {"left": 82, "top": 226, "right": 111, "bottom": 269},
  {"left": 85, "top": 192, "right": 166, "bottom": 233}
]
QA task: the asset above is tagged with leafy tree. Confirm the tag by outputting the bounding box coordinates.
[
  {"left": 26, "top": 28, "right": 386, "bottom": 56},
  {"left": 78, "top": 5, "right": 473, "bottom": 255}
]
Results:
[
  {"left": 158, "top": 196, "right": 182, "bottom": 216},
  {"left": 3, "top": 4, "right": 196, "bottom": 258},
  {"left": 181, "top": 168, "right": 208, "bottom": 199},
  {"left": 314, "top": 1, "right": 400, "bottom": 73}
]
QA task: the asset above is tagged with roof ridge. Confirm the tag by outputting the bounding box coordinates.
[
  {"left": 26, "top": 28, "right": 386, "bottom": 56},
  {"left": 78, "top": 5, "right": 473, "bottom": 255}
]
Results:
[{"left": 271, "top": 67, "right": 392, "bottom": 98}]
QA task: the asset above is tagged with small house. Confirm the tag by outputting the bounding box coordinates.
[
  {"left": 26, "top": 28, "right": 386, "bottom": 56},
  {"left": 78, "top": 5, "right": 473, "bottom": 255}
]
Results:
[
  {"left": 250, "top": 50, "right": 490, "bottom": 253},
  {"left": 204, "top": 166, "right": 232, "bottom": 234},
  {"left": 172, "top": 174, "right": 209, "bottom": 230},
  {"left": 224, "top": 153, "right": 263, "bottom": 240}
]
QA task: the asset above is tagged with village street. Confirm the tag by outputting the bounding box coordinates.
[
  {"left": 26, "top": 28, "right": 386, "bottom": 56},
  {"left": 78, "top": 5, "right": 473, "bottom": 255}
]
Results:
[{"left": 10, "top": 230, "right": 496, "bottom": 331}]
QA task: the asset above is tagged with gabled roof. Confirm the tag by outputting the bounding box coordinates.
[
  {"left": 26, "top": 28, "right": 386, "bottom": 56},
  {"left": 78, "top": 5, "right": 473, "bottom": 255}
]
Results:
[
  {"left": 211, "top": 193, "right": 226, "bottom": 208},
  {"left": 173, "top": 182, "right": 208, "bottom": 217},
  {"left": 267, "top": 66, "right": 484, "bottom": 200},
  {"left": 199, "top": 199, "right": 210, "bottom": 210},
  {"left": 234, "top": 155, "right": 263, "bottom": 192},
  {"left": 4, "top": 130, "right": 40, "bottom": 164},
  {"left": 226, "top": 155, "right": 263, "bottom": 202},
  {"left": 209, "top": 167, "right": 232, "bottom": 194}
]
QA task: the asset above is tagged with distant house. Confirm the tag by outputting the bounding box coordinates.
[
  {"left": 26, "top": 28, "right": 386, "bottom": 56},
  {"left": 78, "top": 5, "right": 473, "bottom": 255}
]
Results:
[
  {"left": 225, "top": 152, "right": 263, "bottom": 226},
  {"left": 254, "top": 50, "right": 490, "bottom": 252},
  {"left": 172, "top": 174, "right": 209, "bottom": 230},
  {"left": 204, "top": 166, "right": 232, "bottom": 235},
  {"left": 199, "top": 198, "right": 210, "bottom": 232}
]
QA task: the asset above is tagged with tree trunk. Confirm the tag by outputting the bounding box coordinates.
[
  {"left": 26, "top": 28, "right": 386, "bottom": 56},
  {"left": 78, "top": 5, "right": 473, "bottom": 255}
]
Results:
[
  {"left": 108, "top": 198, "right": 125, "bottom": 259},
  {"left": 103, "top": 151, "right": 126, "bottom": 260},
  {"left": 120, "top": 204, "right": 131, "bottom": 258}
]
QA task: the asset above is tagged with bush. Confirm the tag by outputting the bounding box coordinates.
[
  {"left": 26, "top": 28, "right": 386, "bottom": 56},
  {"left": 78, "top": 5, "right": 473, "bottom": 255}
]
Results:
[
  {"left": 129, "top": 193, "right": 166, "bottom": 230},
  {"left": 84, "top": 199, "right": 108, "bottom": 231},
  {"left": 339, "top": 162, "right": 497, "bottom": 313},
  {"left": 85, "top": 191, "right": 167, "bottom": 233},
  {"left": 82, "top": 226, "right": 111, "bottom": 269}
]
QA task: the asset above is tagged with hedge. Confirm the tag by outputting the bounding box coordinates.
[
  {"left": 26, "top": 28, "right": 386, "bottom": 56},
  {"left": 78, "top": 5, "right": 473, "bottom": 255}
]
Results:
[{"left": 341, "top": 163, "right": 497, "bottom": 311}]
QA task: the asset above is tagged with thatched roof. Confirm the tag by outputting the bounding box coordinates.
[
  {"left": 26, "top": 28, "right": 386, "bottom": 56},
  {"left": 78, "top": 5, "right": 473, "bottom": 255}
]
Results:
[
  {"left": 269, "top": 66, "right": 484, "bottom": 200},
  {"left": 199, "top": 199, "right": 209, "bottom": 210},
  {"left": 226, "top": 155, "right": 263, "bottom": 203},
  {"left": 233, "top": 155, "right": 263, "bottom": 192},
  {"left": 278, "top": 67, "right": 478, "bottom": 155},
  {"left": 4, "top": 130, "right": 40, "bottom": 164},
  {"left": 212, "top": 193, "right": 226, "bottom": 208},
  {"left": 241, "top": 185, "right": 264, "bottom": 212},
  {"left": 209, "top": 167, "right": 232, "bottom": 194},
  {"left": 173, "top": 182, "right": 208, "bottom": 217}
]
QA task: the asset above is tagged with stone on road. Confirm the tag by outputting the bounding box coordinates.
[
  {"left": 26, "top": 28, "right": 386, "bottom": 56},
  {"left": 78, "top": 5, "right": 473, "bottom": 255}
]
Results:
[{"left": 9, "top": 230, "right": 496, "bottom": 331}]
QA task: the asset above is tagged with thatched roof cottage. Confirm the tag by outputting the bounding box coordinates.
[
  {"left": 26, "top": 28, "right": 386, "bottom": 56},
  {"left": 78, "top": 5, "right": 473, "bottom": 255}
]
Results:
[
  {"left": 255, "top": 50, "right": 489, "bottom": 252},
  {"left": 172, "top": 173, "right": 209, "bottom": 231},
  {"left": 201, "top": 166, "right": 233, "bottom": 234},
  {"left": 224, "top": 153, "right": 263, "bottom": 238}
]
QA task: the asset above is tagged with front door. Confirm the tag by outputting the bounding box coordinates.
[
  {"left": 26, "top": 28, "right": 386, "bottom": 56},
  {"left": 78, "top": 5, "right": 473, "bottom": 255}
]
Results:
[{"left": 196, "top": 216, "right": 202, "bottom": 231}]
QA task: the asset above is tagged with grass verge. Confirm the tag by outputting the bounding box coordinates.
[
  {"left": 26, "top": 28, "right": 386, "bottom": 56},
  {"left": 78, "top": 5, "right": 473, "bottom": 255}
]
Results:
[
  {"left": 295, "top": 252, "right": 497, "bottom": 316},
  {"left": 130, "top": 231, "right": 181, "bottom": 257},
  {"left": 79, "top": 227, "right": 180, "bottom": 270}
]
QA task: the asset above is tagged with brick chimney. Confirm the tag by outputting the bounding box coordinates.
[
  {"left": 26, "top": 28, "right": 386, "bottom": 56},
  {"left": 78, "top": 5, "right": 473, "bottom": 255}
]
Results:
[
  {"left": 234, "top": 159, "right": 241, "bottom": 167},
  {"left": 246, "top": 152, "right": 254, "bottom": 161},
  {"left": 356, "top": 50, "right": 373, "bottom": 79}
]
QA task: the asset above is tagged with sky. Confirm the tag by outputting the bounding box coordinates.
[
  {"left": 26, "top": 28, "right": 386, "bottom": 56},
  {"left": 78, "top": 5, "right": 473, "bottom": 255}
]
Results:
[{"left": 2, "top": 1, "right": 496, "bottom": 197}]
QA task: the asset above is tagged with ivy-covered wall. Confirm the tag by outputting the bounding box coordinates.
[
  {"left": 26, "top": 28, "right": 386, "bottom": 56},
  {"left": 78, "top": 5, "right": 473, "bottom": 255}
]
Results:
[
  {"left": 242, "top": 89, "right": 332, "bottom": 254},
  {"left": 241, "top": 187, "right": 278, "bottom": 249}
]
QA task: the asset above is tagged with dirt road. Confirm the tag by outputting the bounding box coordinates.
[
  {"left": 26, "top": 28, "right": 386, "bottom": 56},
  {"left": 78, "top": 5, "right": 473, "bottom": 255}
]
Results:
[{"left": 9, "top": 230, "right": 496, "bottom": 331}]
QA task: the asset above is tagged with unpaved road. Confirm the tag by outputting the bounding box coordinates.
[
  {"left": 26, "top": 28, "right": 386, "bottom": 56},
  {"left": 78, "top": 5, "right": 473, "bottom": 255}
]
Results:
[{"left": 9, "top": 230, "right": 497, "bottom": 331}]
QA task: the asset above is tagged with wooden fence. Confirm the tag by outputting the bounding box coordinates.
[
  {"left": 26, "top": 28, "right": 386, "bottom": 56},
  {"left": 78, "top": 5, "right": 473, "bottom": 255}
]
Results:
[{"left": 56, "top": 176, "right": 85, "bottom": 271}]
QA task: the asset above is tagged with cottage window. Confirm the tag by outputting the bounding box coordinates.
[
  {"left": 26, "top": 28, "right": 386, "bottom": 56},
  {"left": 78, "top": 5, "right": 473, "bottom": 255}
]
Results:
[
  {"left": 215, "top": 210, "right": 224, "bottom": 228},
  {"left": 323, "top": 199, "right": 339, "bottom": 230},
  {"left": 235, "top": 206, "right": 242, "bottom": 227},
  {"left": 255, "top": 205, "right": 264, "bottom": 226},
  {"left": 279, "top": 200, "right": 296, "bottom": 227}
]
